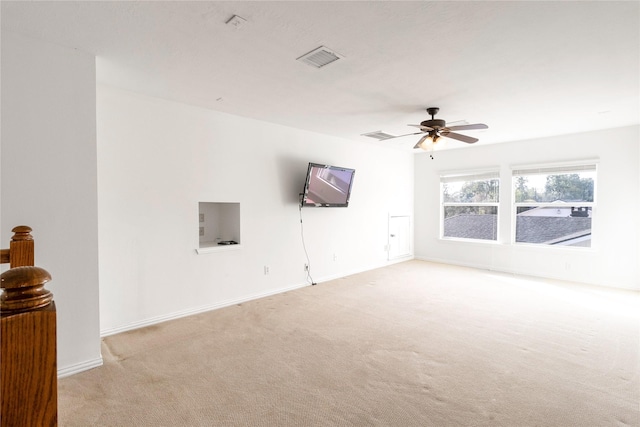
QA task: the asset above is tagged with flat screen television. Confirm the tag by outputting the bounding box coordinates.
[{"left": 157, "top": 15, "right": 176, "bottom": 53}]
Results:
[{"left": 301, "top": 162, "right": 355, "bottom": 207}]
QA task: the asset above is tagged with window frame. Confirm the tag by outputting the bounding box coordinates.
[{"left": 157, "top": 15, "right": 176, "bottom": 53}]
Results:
[
  {"left": 510, "top": 161, "right": 598, "bottom": 249},
  {"left": 439, "top": 169, "right": 501, "bottom": 243}
]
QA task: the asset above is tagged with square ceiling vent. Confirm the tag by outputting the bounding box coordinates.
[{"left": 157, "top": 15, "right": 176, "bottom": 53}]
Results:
[
  {"left": 297, "top": 46, "right": 343, "bottom": 68},
  {"left": 361, "top": 131, "right": 397, "bottom": 141}
]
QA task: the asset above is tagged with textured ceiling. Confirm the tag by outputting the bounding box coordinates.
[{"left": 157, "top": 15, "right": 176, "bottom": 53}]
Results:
[{"left": 2, "top": 1, "right": 639, "bottom": 151}]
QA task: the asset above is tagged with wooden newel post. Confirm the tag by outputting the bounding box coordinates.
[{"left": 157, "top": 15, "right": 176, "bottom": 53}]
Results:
[
  {"left": 1, "top": 240, "right": 57, "bottom": 426},
  {"left": 0, "top": 225, "right": 36, "bottom": 268}
]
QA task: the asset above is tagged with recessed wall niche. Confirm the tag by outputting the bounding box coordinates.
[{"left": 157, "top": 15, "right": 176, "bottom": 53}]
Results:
[{"left": 197, "top": 202, "right": 241, "bottom": 253}]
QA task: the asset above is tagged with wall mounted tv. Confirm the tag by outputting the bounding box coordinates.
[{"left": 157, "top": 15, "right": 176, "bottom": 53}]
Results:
[{"left": 301, "top": 162, "right": 356, "bottom": 207}]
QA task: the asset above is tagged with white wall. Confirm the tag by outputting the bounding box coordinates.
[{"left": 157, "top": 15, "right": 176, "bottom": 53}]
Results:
[
  {"left": 414, "top": 126, "right": 640, "bottom": 290},
  {"left": 1, "top": 32, "right": 102, "bottom": 374},
  {"left": 97, "top": 86, "right": 414, "bottom": 335}
]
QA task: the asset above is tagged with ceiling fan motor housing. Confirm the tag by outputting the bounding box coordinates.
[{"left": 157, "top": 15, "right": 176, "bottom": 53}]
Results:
[{"left": 421, "top": 119, "right": 446, "bottom": 129}]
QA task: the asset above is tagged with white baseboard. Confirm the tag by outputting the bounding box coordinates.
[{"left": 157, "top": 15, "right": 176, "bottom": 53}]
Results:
[
  {"left": 414, "top": 255, "right": 489, "bottom": 272},
  {"left": 413, "top": 256, "right": 638, "bottom": 291},
  {"left": 101, "top": 257, "right": 416, "bottom": 338},
  {"left": 100, "top": 281, "right": 311, "bottom": 337},
  {"left": 58, "top": 356, "right": 103, "bottom": 378},
  {"left": 308, "top": 255, "right": 415, "bottom": 284},
  {"left": 387, "top": 254, "right": 415, "bottom": 264}
]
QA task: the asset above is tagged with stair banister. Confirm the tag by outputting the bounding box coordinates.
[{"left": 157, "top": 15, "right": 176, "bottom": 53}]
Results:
[{"left": 1, "top": 226, "right": 58, "bottom": 426}]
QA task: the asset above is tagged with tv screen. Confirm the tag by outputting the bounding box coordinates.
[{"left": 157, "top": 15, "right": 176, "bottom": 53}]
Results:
[{"left": 301, "top": 162, "right": 355, "bottom": 207}]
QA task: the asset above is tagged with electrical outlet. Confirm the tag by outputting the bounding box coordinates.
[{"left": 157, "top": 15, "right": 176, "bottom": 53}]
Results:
[
  {"left": 199, "top": 213, "right": 204, "bottom": 223},
  {"left": 333, "top": 253, "right": 338, "bottom": 261},
  {"left": 264, "top": 266, "right": 270, "bottom": 275},
  {"left": 199, "top": 227, "right": 204, "bottom": 236}
]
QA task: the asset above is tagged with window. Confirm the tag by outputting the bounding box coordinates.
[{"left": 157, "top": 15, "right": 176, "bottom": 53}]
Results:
[
  {"left": 441, "top": 171, "right": 500, "bottom": 241},
  {"left": 512, "top": 163, "right": 596, "bottom": 247}
]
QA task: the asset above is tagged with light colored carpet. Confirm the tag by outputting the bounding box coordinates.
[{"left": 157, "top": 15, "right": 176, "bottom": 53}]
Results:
[{"left": 59, "top": 260, "right": 640, "bottom": 426}]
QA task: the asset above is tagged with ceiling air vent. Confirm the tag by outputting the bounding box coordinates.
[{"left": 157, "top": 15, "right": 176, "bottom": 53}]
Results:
[
  {"left": 297, "top": 46, "right": 343, "bottom": 68},
  {"left": 361, "top": 131, "right": 396, "bottom": 141}
]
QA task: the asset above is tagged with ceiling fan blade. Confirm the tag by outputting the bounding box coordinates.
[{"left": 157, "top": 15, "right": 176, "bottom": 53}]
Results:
[
  {"left": 444, "top": 123, "right": 488, "bottom": 132},
  {"left": 441, "top": 131, "right": 478, "bottom": 144},
  {"left": 413, "top": 134, "right": 429, "bottom": 149},
  {"left": 408, "top": 124, "right": 433, "bottom": 132},
  {"left": 386, "top": 131, "right": 426, "bottom": 140}
]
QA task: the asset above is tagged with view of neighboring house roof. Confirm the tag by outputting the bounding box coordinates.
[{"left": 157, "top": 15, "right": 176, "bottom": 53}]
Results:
[
  {"left": 444, "top": 214, "right": 498, "bottom": 241},
  {"left": 518, "top": 205, "right": 571, "bottom": 217},
  {"left": 518, "top": 205, "right": 591, "bottom": 217},
  {"left": 515, "top": 216, "right": 591, "bottom": 245},
  {"left": 443, "top": 214, "right": 592, "bottom": 246}
]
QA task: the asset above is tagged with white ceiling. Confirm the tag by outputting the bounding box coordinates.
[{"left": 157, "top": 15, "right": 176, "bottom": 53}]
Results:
[{"left": 3, "top": 1, "right": 639, "bottom": 151}]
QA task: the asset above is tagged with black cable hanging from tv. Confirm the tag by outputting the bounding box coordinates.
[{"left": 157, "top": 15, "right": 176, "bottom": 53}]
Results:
[{"left": 299, "top": 194, "right": 316, "bottom": 286}]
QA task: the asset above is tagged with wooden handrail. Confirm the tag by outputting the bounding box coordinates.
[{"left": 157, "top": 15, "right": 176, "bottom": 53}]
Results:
[
  {"left": 0, "top": 249, "right": 9, "bottom": 264},
  {"left": 1, "top": 226, "right": 57, "bottom": 426}
]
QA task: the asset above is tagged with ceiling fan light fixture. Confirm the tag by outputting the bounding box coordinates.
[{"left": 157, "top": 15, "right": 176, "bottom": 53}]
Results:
[
  {"left": 418, "top": 132, "right": 444, "bottom": 151},
  {"left": 417, "top": 139, "right": 432, "bottom": 151}
]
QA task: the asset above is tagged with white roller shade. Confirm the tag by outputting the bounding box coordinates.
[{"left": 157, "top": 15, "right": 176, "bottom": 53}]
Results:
[
  {"left": 440, "top": 170, "right": 499, "bottom": 184},
  {"left": 513, "top": 163, "right": 597, "bottom": 176}
]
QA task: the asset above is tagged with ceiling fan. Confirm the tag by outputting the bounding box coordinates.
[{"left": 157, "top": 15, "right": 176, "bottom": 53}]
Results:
[{"left": 400, "top": 107, "right": 488, "bottom": 151}]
